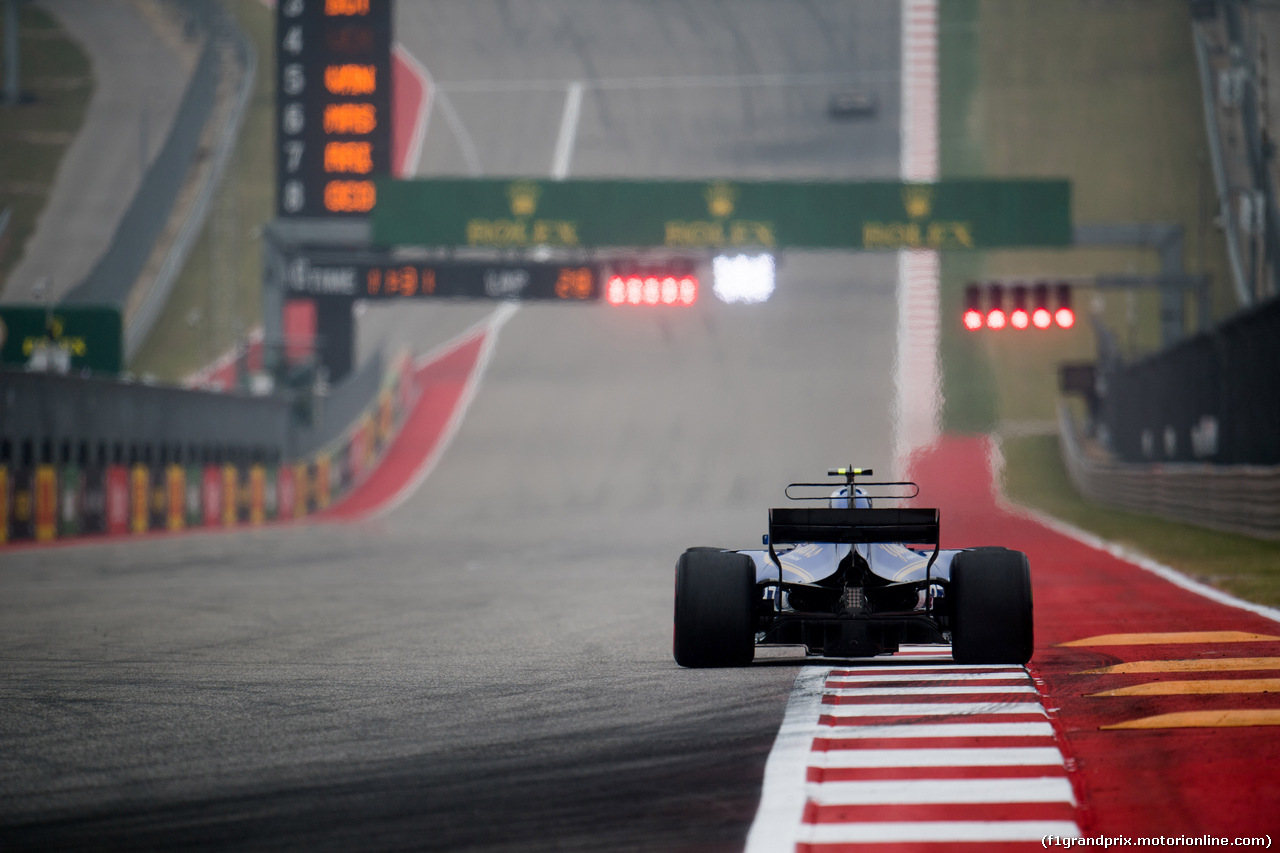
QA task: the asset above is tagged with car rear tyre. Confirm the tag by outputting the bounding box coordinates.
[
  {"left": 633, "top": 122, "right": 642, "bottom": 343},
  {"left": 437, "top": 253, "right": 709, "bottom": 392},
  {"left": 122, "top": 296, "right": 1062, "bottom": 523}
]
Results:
[
  {"left": 673, "top": 549, "right": 756, "bottom": 668},
  {"left": 950, "top": 547, "right": 1033, "bottom": 664}
]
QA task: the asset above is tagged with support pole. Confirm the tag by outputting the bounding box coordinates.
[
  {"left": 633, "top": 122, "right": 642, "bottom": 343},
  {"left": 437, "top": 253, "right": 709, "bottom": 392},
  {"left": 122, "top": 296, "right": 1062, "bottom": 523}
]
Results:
[
  {"left": 1074, "top": 223, "right": 1190, "bottom": 347},
  {"left": 313, "top": 298, "right": 353, "bottom": 382}
]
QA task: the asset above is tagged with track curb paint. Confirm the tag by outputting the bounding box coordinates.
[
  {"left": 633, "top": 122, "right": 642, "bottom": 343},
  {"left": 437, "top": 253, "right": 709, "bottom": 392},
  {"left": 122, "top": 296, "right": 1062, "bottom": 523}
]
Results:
[
  {"left": 892, "top": 0, "right": 942, "bottom": 477},
  {"left": 747, "top": 658, "right": 1082, "bottom": 848},
  {"left": 744, "top": 667, "right": 831, "bottom": 853},
  {"left": 314, "top": 304, "right": 519, "bottom": 522},
  {"left": 392, "top": 43, "right": 432, "bottom": 177},
  {"left": 363, "top": 303, "right": 518, "bottom": 521}
]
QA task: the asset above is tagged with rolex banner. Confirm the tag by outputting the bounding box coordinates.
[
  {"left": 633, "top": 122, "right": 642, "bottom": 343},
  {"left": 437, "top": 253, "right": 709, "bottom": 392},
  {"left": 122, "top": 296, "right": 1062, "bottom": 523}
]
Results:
[{"left": 372, "top": 178, "right": 1072, "bottom": 251}]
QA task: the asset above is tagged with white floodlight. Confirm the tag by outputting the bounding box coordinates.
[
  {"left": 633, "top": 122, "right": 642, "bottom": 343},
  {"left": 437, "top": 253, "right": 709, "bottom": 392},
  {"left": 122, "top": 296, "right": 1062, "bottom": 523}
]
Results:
[{"left": 712, "top": 254, "right": 775, "bottom": 304}]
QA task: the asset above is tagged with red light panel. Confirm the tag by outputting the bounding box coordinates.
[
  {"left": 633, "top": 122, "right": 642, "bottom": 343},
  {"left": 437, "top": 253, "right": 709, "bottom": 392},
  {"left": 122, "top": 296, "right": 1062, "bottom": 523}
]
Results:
[
  {"left": 277, "top": 0, "right": 389, "bottom": 218},
  {"left": 606, "top": 274, "right": 697, "bottom": 306},
  {"left": 554, "top": 267, "right": 593, "bottom": 300},
  {"left": 1010, "top": 308, "right": 1029, "bottom": 329},
  {"left": 324, "top": 141, "right": 373, "bottom": 174},
  {"left": 986, "top": 309, "right": 1006, "bottom": 330},
  {"left": 963, "top": 309, "right": 983, "bottom": 331},
  {"left": 323, "top": 179, "right": 376, "bottom": 212},
  {"left": 1032, "top": 307, "right": 1052, "bottom": 329},
  {"left": 1055, "top": 307, "right": 1075, "bottom": 329},
  {"left": 324, "top": 103, "right": 377, "bottom": 134},
  {"left": 325, "top": 64, "right": 377, "bottom": 96},
  {"left": 680, "top": 277, "right": 697, "bottom": 304},
  {"left": 326, "top": 0, "right": 370, "bottom": 15}
]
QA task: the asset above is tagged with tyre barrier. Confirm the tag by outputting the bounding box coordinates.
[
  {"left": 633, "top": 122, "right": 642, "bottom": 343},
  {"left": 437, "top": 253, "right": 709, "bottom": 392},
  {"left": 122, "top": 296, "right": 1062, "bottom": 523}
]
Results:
[{"left": 0, "top": 352, "right": 414, "bottom": 546}]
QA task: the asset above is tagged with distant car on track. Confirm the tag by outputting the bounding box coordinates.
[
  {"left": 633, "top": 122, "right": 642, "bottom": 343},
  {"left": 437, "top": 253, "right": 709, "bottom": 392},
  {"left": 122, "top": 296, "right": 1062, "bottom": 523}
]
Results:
[
  {"left": 827, "top": 91, "right": 878, "bottom": 119},
  {"left": 673, "top": 468, "right": 1033, "bottom": 667}
]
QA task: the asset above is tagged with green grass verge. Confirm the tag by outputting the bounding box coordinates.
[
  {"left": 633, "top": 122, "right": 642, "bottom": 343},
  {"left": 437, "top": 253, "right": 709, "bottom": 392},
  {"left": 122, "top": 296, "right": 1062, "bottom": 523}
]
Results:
[
  {"left": 937, "top": 0, "right": 999, "bottom": 432},
  {"left": 1003, "top": 435, "right": 1280, "bottom": 607},
  {"left": 0, "top": 6, "right": 93, "bottom": 286},
  {"left": 130, "top": 0, "right": 274, "bottom": 381}
]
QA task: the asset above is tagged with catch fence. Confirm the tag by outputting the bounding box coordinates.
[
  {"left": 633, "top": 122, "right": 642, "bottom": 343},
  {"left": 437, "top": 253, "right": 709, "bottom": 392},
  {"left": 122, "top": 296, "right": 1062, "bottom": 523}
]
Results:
[{"left": 1096, "top": 295, "right": 1280, "bottom": 467}]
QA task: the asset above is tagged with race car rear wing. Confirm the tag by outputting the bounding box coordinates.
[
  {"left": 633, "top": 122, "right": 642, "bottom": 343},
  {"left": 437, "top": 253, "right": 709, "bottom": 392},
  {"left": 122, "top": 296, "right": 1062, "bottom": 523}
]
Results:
[
  {"left": 768, "top": 507, "right": 940, "bottom": 546},
  {"left": 765, "top": 507, "right": 943, "bottom": 603}
]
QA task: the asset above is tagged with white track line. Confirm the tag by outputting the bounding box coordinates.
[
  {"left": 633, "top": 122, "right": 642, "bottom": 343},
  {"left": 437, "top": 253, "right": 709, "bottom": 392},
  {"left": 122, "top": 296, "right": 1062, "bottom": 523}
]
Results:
[
  {"left": 392, "top": 43, "right": 434, "bottom": 177},
  {"left": 410, "top": 306, "right": 512, "bottom": 371},
  {"left": 893, "top": 249, "right": 942, "bottom": 474},
  {"left": 892, "top": 0, "right": 941, "bottom": 478},
  {"left": 434, "top": 88, "right": 483, "bottom": 176},
  {"left": 824, "top": 685, "right": 1039, "bottom": 696},
  {"left": 743, "top": 667, "right": 831, "bottom": 853},
  {"left": 813, "top": 747, "right": 1065, "bottom": 768},
  {"left": 822, "top": 702, "right": 1046, "bottom": 717},
  {"left": 182, "top": 326, "right": 264, "bottom": 388},
  {"left": 551, "top": 81, "right": 583, "bottom": 180},
  {"left": 806, "top": 777, "right": 1076, "bottom": 806},
  {"left": 749, "top": 666, "right": 1072, "bottom": 845},
  {"left": 834, "top": 660, "right": 1024, "bottom": 666},
  {"left": 817, "top": 721, "right": 1056, "bottom": 739},
  {"left": 827, "top": 672, "right": 1030, "bottom": 682},
  {"left": 798, "top": 821, "right": 1082, "bottom": 844}
]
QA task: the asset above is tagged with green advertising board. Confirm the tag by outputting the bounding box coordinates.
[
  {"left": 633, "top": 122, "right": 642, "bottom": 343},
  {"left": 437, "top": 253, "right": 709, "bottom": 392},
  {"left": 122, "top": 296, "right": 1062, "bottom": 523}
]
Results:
[
  {"left": 372, "top": 178, "right": 1072, "bottom": 251},
  {"left": 0, "top": 305, "right": 123, "bottom": 375}
]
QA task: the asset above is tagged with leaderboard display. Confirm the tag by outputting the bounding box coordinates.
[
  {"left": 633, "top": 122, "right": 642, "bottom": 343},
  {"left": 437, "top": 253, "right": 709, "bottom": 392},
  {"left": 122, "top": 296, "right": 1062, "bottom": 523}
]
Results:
[
  {"left": 285, "top": 258, "right": 600, "bottom": 301},
  {"left": 276, "top": 0, "right": 392, "bottom": 218}
]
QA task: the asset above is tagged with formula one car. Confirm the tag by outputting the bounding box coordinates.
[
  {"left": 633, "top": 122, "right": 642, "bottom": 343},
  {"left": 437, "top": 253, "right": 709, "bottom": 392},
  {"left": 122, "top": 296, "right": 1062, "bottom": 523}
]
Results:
[{"left": 673, "top": 468, "right": 1033, "bottom": 667}]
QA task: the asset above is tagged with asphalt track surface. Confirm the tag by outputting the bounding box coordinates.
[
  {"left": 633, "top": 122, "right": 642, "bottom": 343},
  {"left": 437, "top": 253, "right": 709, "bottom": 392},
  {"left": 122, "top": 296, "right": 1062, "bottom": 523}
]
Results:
[{"left": 1, "top": 2, "right": 905, "bottom": 850}]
